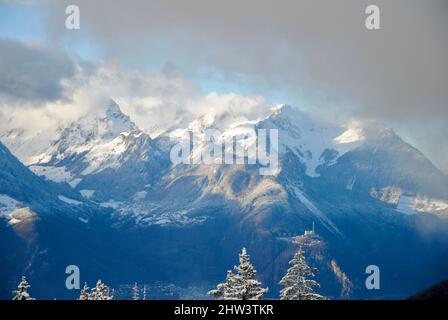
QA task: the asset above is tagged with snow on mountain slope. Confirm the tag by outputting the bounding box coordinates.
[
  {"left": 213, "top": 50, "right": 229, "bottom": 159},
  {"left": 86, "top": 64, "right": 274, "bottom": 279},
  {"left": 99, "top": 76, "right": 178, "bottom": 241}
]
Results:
[
  {"left": 35, "top": 100, "right": 139, "bottom": 168},
  {"left": 0, "top": 127, "right": 55, "bottom": 166},
  {"left": 0, "top": 141, "right": 92, "bottom": 228},
  {"left": 161, "top": 104, "right": 365, "bottom": 177},
  {"left": 257, "top": 105, "right": 366, "bottom": 177},
  {"left": 58, "top": 195, "right": 83, "bottom": 206},
  {"left": 0, "top": 100, "right": 398, "bottom": 190},
  {"left": 79, "top": 131, "right": 144, "bottom": 175},
  {"left": 8, "top": 101, "right": 165, "bottom": 199},
  {"left": 0, "top": 100, "right": 140, "bottom": 172},
  {"left": 2, "top": 99, "right": 447, "bottom": 230},
  {"left": 28, "top": 165, "right": 76, "bottom": 185},
  {"left": 148, "top": 104, "right": 448, "bottom": 231}
]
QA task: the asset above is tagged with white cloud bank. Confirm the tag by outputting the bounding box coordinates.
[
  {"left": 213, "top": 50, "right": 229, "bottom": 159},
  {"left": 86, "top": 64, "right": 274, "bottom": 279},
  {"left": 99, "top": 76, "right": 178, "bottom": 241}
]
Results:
[{"left": 0, "top": 60, "right": 274, "bottom": 140}]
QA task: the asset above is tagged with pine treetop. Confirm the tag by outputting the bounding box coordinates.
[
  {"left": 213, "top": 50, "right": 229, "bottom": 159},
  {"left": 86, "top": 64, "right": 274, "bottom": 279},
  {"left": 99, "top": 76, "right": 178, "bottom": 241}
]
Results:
[
  {"left": 90, "top": 279, "right": 114, "bottom": 300},
  {"left": 12, "top": 276, "right": 34, "bottom": 300},
  {"left": 209, "top": 248, "right": 268, "bottom": 300},
  {"left": 279, "top": 247, "right": 325, "bottom": 300},
  {"left": 132, "top": 282, "right": 140, "bottom": 300},
  {"left": 79, "top": 282, "right": 90, "bottom": 300}
]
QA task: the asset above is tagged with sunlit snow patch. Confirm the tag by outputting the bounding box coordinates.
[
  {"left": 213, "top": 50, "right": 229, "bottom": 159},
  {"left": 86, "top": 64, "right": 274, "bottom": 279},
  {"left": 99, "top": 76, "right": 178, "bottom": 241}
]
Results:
[
  {"left": 80, "top": 190, "right": 95, "bottom": 199},
  {"left": 396, "top": 195, "right": 448, "bottom": 218},
  {"left": 58, "top": 195, "right": 82, "bottom": 206},
  {"left": 334, "top": 126, "right": 365, "bottom": 144},
  {"left": 29, "top": 165, "right": 82, "bottom": 187},
  {"left": 100, "top": 200, "right": 123, "bottom": 209}
]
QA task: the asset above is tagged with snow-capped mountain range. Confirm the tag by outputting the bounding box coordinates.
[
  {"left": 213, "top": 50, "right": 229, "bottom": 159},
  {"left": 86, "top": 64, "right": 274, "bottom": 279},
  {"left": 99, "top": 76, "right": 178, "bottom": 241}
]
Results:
[
  {"left": 1, "top": 99, "right": 448, "bottom": 299},
  {"left": 2, "top": 100, "right": 447, "bottom": 226}
]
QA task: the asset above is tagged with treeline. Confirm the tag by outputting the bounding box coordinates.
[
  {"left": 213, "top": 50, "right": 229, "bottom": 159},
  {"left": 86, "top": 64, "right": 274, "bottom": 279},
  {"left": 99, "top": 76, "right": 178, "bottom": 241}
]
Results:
[{"left": 12, "top": 245, "right": 325, "bottom": 300}]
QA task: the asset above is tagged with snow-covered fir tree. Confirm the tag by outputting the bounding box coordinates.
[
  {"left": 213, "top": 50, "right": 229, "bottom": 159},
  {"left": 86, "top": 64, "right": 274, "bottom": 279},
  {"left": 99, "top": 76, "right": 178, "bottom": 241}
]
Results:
[
  {"left": 79, "top": 282, "right": 90, "bottom": 300},
  {"left": 142, "top": 285, "right": 147, "bottom": 300},
  {"left": 279, "top": 247, "right": 325, "bottom": 300},
  {"left": 132, "top": 282, "right": 140, "bottom": 300},
  {"left": 208, "top": 271, "right": 233, "bottom": 300},
  {"left": 208, "top": 247, "right": 268, "bottom": 300},
  {"left": 12, "top": 276, "right": 34, "bottom": 300},
  {"left": 90, "top": 280, "right": 113, "bottom": 300}
]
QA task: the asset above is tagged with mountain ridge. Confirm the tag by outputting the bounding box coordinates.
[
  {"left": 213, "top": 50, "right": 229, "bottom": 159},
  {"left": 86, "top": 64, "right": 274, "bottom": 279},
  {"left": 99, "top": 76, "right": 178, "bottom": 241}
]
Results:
[{"left": 1, "top": 100, "right": 448, "bottom": 299}]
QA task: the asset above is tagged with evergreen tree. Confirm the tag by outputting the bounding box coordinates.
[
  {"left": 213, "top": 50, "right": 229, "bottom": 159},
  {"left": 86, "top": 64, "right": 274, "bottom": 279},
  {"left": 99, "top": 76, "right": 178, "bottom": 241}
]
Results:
[
  {"left": 79, "top": 282, "right": 90, "bottom": 300},
  {"left": 142, "top": 285, "right": 147, "bottom": 301},
  {"left": 12, "top": 276, "right": 34, "bottom": 300},
  {"left": 132, "top": 282, "right": 140, "bottom": 300},
  {"left": 209, "top": 247, "right": 268, "bottom": 300},
  {"left": 279, "top": 247, "right": 325, "bottom": 300},
  {"left": 90, "top": 280, "right": 113, "bottom": 300},
  {"left": 208, "top": 271, "right": 233, "bottom": 300}
]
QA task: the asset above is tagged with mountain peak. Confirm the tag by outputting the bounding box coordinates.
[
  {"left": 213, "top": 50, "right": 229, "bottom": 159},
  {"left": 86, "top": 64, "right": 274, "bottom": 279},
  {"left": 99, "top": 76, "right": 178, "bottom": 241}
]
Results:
[
  {"left": 268, "top": 104, "right": 309, "bottom": 124},
  {"left": 78, "top": 99, "right": 139, "bottom": 140},
  {"left": 105, "top": 99, "right": 125, "bottom": 119},
  {"left": 272, "top": 103, "right": 292, "bottom": 114}
]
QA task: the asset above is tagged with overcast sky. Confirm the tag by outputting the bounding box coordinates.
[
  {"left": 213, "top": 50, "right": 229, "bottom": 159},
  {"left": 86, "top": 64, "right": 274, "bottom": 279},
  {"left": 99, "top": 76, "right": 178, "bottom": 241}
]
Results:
[{"left": 0, "top": 0, "right": 447, "bottom": 171}]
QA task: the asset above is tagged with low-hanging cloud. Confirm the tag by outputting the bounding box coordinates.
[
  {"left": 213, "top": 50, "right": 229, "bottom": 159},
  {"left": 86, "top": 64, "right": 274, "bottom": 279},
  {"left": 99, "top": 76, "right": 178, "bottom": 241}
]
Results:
[
  {"left": 0, "top": 38, "right": 75, "bottom": 104},
  {"left": 0, "top": 54, "right": 273, "bottom": 142}
]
